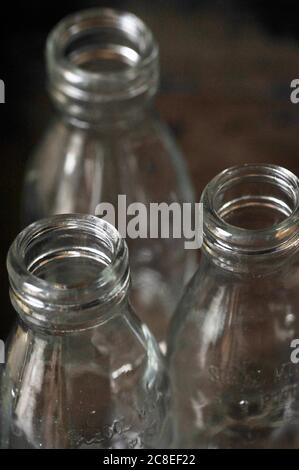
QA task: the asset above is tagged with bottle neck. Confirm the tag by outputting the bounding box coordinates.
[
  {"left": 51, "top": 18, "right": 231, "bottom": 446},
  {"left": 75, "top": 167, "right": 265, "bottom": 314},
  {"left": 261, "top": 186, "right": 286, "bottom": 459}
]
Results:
[
  {"left": 201, "top": 164, "right": 299, "bottom": 274},
  {"left": 59, "top": 99, "right": 152, "bottom": 131},
  {"left": 47, "top": 8, "right": 159, "bottom": 125},
  {"left": 7, "top": 215, "right": 130, "bottom": 332}
]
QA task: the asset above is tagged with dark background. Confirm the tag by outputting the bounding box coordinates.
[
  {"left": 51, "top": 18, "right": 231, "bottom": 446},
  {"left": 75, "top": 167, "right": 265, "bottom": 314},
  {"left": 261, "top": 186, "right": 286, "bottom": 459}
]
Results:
[{"left": 1, "top": 0, "right": 299, "bottom": 339}]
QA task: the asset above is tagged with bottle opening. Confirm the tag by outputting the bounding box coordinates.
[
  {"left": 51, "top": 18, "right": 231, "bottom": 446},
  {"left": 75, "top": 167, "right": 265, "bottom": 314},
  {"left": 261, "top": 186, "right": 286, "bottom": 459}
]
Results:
[
  {"left": 213, "top": 170, "right": 297, "bottom": 230},
  {"left": 7, "top": 215, "right": 130, "bottom": 330},
  {"left": 26, "top": 222, "right": 116, "bottom": 289},
  {"left": 47, "top": 8, "right": 159, "bottom": 120},
  {"left": 64, "top": 22, "right": 142, "bottom": 73},
  {"left": 201, "top": 164, "right": 299, "bottom": 270}
]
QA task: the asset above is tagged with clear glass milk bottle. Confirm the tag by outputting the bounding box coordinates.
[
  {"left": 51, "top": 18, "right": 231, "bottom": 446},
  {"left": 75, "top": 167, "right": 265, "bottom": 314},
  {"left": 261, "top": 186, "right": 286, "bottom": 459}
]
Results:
[
  {"left": 22, "top": 8, "right": 195, "bottom": 345},
  {"left": 0, "top": 215, "right": 170, "bottom": 449},
  {"left": 168, "top": 164, "right": 299, "bottom": 448}
]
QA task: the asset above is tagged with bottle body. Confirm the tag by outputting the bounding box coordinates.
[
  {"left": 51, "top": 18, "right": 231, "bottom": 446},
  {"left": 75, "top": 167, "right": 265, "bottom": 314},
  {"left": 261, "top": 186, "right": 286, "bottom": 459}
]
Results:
[
  {"left": 169, "top": 254, "right": 299, "bottom": 448},
  {"left": 168, "top": 164, "right": 299, "bottom": 448},
  {"left": 1, "top": 215, "right": 170, "bottom": 449},
  {"left": 22, "top": 9, "right": 195, "bottom": 344},
  {"left": 2, "top": 307, "right": 169, "bottom": 449}
]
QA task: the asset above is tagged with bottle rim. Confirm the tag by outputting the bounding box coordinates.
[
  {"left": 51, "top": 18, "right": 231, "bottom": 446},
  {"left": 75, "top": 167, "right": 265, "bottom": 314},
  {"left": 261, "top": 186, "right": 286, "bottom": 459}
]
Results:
[
  {"left": 201, "top": 164, "right": 299, "bottom": 270},
  {"left": 7, "top": 214, "right": 130, "bottom": 330},
  {"left": 46, "top": 8, "right": 159, "bottom": 118}
]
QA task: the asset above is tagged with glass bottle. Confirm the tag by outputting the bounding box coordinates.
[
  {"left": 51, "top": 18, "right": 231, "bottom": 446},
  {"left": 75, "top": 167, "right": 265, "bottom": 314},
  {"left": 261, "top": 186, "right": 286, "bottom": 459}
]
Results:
[
  {"left": 0, "top": 214, "right": 170, "bottom": 449},
  {"left": 22, "top": 8, "right": 195, "bottom": 346},
  {"left": 168, "top": 164, "right": 299, "bottom": 448}
]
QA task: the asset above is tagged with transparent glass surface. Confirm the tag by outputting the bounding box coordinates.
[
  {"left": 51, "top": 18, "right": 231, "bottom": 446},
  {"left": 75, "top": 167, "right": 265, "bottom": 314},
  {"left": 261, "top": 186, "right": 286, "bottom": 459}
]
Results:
[
  {"left": 22, "top": 9, "right": 195, "bottom": 345},
  {"left": 168, "top": 164, "right": 299, "bottom": 448},
  {"left": 0, "top": 215, "right": 170, "bottom": 449}
]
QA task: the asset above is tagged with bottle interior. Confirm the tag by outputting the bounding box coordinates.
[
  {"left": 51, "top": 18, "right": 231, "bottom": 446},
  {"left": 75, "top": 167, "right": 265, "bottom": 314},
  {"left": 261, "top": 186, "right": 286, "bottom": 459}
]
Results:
[
  {"left": 213, "top": 173, "right": 297, "bottom": 230},
  {"left": 23, "top": 225, "right": 115, "bottom": 288}
]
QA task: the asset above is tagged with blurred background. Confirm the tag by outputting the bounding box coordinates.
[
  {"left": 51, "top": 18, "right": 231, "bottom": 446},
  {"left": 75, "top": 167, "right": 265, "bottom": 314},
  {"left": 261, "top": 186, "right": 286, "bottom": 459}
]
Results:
[{"left": 1, "top": 0, "right": 299, "bottom": 338}]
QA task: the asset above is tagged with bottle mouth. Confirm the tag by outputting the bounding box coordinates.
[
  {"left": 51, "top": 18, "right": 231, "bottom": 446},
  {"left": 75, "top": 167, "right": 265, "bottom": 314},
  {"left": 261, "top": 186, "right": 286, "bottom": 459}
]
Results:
[
  {"left": 201, "top": 164, "right": 299, "bottom": 270},
  {"left": 47, "top": 8, "right": 159, "bottom": 120},
  {"left": 7, "top": 215, "right": 130, "bottom": 331}
]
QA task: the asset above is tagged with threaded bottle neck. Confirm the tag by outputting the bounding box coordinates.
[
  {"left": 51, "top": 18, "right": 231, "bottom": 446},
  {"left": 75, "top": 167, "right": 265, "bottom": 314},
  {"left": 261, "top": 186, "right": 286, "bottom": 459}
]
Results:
[
  {"left": 7, "top": 215, "right": 130, "bottom": 332},
  {"left": 46, "top": 8, "right": 159, "bottom": 124},
  {"left": 201, "top": 164, "right": 299, "bottom": 273}
]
